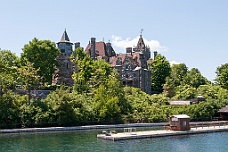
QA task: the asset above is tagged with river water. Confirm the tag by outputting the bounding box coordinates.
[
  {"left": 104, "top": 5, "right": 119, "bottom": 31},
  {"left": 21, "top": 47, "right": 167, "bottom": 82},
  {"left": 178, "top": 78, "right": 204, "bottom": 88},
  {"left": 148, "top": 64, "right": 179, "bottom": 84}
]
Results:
[{"left": 0, "top": 128, "right": 228, "bottom": 152}]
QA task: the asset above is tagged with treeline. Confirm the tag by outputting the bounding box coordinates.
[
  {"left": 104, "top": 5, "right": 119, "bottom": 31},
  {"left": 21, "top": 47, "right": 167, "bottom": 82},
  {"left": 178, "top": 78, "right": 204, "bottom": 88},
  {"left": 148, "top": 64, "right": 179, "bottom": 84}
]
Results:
[{"left": 1, "top": 38, "right": 228, "bottom": 128}]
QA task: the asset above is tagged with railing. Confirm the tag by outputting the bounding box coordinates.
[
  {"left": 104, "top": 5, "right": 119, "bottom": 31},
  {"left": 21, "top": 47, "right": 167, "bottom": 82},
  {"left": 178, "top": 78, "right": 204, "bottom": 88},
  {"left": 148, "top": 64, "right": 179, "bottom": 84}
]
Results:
[
  {"left": 191, "top": 121, "right": 228, "bottom": 129},
  {"left": 163, "top": 121, "right": 228, "bottom": 131}
]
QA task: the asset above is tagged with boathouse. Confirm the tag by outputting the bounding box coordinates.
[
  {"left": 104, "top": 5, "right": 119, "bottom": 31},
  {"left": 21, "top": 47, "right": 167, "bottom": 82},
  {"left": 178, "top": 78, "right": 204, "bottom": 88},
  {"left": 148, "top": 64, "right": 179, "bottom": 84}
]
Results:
[
  {"left": 170, "top": 114, "right": 190, "bottom": 131},
  {"left": 219, "top": 106, "right": 228, "bottom": 120}
]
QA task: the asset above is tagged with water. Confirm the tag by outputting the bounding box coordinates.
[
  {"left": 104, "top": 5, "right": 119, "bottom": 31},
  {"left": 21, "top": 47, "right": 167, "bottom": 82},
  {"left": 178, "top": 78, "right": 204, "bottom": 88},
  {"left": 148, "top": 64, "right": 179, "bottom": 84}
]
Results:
[{"left": 0, "top": 129, "right": 228, "bottom": 152}]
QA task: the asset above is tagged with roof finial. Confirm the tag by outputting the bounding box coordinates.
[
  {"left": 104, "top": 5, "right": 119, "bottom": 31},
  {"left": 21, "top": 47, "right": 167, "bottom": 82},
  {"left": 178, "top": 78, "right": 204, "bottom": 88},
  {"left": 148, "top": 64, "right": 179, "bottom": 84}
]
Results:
[{"left": 140, "top": 29, "right": 144, "bottom": 36}]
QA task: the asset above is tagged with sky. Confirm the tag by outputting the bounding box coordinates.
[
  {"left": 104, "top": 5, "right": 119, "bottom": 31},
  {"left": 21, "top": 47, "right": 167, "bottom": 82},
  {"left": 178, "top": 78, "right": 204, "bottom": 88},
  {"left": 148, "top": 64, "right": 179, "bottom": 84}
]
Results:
[{"left": 0, "top": 0, "right": 228, "bottom": 81}]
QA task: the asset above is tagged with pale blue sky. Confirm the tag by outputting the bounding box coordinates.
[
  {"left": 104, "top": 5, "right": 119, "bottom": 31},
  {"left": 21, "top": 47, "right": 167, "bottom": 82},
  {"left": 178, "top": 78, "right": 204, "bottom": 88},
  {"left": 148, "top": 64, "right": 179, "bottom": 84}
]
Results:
[{"left": 0, "top": 0, "right": 228, "bottom": 81}]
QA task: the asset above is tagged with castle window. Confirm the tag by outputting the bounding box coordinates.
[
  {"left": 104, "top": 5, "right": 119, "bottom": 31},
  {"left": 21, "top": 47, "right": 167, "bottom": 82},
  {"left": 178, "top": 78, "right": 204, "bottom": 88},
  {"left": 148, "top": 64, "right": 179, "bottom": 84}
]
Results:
[{"left": 61, "top": 49, "right": 65, "bottom": 53}]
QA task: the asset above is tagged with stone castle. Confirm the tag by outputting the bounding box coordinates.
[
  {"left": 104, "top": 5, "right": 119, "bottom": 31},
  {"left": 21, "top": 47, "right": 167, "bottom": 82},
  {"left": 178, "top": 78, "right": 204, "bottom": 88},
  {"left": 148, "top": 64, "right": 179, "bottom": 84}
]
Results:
[{"left": 52, "top": 30, "right": 155, "bottom": 94}]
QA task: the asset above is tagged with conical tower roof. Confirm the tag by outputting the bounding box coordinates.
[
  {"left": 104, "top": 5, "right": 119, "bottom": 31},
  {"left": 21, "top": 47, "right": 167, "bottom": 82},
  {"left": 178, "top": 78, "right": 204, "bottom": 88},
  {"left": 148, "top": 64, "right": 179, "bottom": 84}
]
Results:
[
  {"left": 58, "top": 29, "right": 72, "bottom": 44},
  {"left": 136, "top": 35, "right": 145, "bottom": 51}
]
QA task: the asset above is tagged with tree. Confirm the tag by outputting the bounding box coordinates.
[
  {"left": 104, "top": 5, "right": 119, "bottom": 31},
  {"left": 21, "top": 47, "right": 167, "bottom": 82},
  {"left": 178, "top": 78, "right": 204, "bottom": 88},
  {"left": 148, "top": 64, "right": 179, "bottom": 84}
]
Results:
[
  {"left": 71, "top": 48, "right": 93, "bottom": 93},
  {"left": 0, "top": 91, "right": 20, "bottom": 128},
  {"left": 172, "top": 84, "right": 197, "bottom": 100},
  {"left": 17, "top": 62, "right": 40, "bottom": 105},
  {"left": 215, "top": 63, "right": 228, "bottom": 89},
  {"left": 17, "top": 62, "right": 40, "bottom": 90},
  {"left": 149, "top": 54, "right": 171, "bottom": 93},
  {"left": 183, "top": 68, "right": 208, "bottom": 88},
  {"left": 93, "top": 70, "right": 130, "bottom": 122},
  {"left": 21, "top": 38, "right": 60, "bottom": 85},
  {"left": 0, "top": 50, "right": 19, "bottom": 93},
  {"left": 163, "top": 63, "right": 188, "bottom": 97},
  {"left": 90, "top": 60, "right": 112, "bottom": 88}
]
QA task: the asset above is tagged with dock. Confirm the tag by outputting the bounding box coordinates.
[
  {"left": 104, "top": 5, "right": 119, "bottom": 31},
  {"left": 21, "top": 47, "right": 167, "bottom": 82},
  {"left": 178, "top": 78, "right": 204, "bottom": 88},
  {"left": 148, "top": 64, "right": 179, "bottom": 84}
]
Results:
[{"left": 97, "top": 123, "right": 228, "bottom": 141}]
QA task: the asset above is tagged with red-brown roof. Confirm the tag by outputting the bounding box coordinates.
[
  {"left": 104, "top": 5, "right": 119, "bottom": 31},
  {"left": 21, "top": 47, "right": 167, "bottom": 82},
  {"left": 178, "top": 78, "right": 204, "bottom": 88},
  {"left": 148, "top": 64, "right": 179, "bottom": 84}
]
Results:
[
  {"left": 109, "top": 52, "right": 140, "bottom": 67},
  {"left": 85, "top": 42, "right": 107, "bottom": 57}
]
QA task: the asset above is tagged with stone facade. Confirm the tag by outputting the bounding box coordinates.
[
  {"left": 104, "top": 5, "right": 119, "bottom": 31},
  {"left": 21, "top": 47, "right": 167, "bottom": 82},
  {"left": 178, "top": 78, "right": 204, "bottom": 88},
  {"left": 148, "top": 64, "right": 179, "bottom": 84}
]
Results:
[
  {"left": 85, "top": 35, "right": 152, "bottom": 94},
  {"left": 53, "top": 30, "right": 152, "bottom": 94}
]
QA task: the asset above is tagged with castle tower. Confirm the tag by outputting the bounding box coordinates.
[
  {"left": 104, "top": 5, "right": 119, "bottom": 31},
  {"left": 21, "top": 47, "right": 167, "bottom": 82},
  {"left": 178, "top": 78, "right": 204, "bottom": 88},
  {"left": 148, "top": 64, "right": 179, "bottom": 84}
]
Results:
[
  {"left": 133, "top": 33, "right": 151, "bottom": 60},
  {"left": 57, "top": 29, "right": 73, "bottom": 54},
  {"left": 52, "top": 30, "right": 74, "bottom": 86}
]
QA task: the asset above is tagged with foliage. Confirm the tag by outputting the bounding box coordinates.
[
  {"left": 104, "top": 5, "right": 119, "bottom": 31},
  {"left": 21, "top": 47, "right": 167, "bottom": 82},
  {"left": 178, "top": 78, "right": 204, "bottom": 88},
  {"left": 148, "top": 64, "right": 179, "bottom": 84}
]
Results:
[
  {"left": 2, "top": 45, "right": 228, "bottom": 128},
  {"left": 183, "top": 68, "right": 208, "bottom": 88},
  {"left": 149, "top": 54, "right": 171, "bottom": 93},
  {"left": 71, "top": 48, "right": 93, "bottom": 93},
  {"left": 215, "top": 63, "right": 228, "bottom": 89},
  {"left": 19, "top": 98, "right": 49, "bottom": 127},
  {"left": 0, "top": 91, "right": 20, "bottom": 128},
  {"left": 21, "top": 38, "right": 60, "bottom": 85},
  {"left": 0, "top": 50, "right": 19, "bottom": 92},
  {"left": 93, "top": 70, "right": 130, "bottom": 122},
  {"left": 17, "top": 61, "right": 40, "bottom": 90},
  {"left": 163, "top": 63, "right": 188, "bottom": 97},
  {"left": 172, "top": 84, "right": 197, "bottom": 100},
  {"left": 44, "top": 87, "right": 94, "bottom": 126}
]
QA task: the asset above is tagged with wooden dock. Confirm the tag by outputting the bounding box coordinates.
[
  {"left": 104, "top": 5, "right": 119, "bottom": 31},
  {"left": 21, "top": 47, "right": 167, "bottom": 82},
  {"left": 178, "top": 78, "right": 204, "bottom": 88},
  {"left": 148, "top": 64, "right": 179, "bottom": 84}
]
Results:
[{"left": 97, "top": 124, "right": 228, "bottom": 141}]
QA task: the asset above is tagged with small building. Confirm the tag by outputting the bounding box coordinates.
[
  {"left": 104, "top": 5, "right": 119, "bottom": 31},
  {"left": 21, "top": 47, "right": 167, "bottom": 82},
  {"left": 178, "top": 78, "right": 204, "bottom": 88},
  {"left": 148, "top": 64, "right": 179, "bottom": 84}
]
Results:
[
  {"left": 218, "top": 106, "right": 228, "bottom": 120},
  {"left": 170, "top": 100, "right": 192, "bottom": 106},
  {"left": 170, "top": 114, "right": 190, "bottom": 131}
]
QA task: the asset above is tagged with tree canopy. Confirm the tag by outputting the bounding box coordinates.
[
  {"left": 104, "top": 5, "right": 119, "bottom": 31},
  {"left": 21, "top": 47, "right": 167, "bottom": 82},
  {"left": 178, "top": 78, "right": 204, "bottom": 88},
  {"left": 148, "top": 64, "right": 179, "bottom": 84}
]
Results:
[
  {"left": 21, "top": 38, "right": 60, "bottom": 85},
  {"left": 0, "top": 50, "right": 19, "bottom": 92},
  {"left": 215, "top": 63, "right": 228, "bottom": 89},
  {"left": 149, "top": 54, "right": 171, "bottom": 93}
]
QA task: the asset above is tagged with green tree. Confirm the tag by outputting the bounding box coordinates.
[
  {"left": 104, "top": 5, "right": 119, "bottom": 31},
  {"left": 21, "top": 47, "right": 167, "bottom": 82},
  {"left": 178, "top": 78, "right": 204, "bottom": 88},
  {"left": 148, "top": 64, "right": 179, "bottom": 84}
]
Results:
[
  {"left": 90, "top": 60, "right": 112, "bottom": 88},
  {"left": 163, "top": 63, "right": 188, "bottom": 97},
  {"left": 0, "top": 91, "right": 20, "bottom": 128},
  {"left": 21, "top": 38, "right": 60, "bottom": 85},
  {"left": 17, "top": 62, "right": 40, "bottom": 105},
  {"left": 71, "top": 48, "right": 93, "bottom": 93},
  {"left": 0, "top": 50, "right": 19, "bottom": 93},
  {"left": 17, "top": 62, "right": 40, "bottom": 90},
  {"left": 172, "top": 84, "right": 197, "bottom": 100},
  {"left": 183, "top": 68, "right": 208, "bottom": 88},
  {"left": 215, "top": 63, "right": 228, "bottom": 89},
  {"left": 93, "top": 70, "right": 130, "bottom": 122},
  {"left": 149, "top": 54, "right": 171, "bottom": 93}
]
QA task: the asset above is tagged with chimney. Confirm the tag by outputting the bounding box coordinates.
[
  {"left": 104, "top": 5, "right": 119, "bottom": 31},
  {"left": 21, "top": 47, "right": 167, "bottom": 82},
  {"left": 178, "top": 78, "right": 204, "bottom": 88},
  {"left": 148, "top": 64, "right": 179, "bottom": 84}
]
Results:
[
  {"left": 126, "top": 47, "right": 132, "bottom": 54},
  {"left": 106, "top": 42, "right": 111, "bottom": 57},
  {"left": 153, "top": 51, "right": 158, "bottom": 59},
  {"left": 91, "top": 37, "right": 96, "bottom": 60},
  {"left": 74, "top": 42, "right": 80, "bottom": 49}
]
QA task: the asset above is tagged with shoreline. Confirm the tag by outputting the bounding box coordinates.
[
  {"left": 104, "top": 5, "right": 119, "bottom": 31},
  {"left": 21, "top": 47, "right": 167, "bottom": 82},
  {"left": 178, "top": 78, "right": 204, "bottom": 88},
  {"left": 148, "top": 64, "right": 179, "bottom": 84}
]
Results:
[
  {"left": 1, "top": 121, "right": 226, "bottom": 134},
  {"left": 0, "top": 123, "right": 168, "bottom": 134}
]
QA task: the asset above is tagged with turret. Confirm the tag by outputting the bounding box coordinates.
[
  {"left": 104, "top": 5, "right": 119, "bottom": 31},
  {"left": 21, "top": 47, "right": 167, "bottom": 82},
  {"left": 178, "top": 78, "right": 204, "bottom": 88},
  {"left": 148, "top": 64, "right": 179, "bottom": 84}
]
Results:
[{"left": 57, "top": 29, "right": 73, "bottom": 54}]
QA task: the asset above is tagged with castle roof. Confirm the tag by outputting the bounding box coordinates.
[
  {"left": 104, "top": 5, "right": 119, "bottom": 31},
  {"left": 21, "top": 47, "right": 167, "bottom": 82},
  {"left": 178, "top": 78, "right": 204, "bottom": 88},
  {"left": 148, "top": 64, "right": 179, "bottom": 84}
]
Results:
[
  {"left": 109, "top": 52, "right": 141, "bottom": 67},
  {"left": 85, "top": 41, "right": 107, "bottom": 56},
  {"left": 135, "top": 35, "right": 145, "bottom": 51},
  {"left": 85, "top": 41, "right": 116, "bottom": 57},
  {"left": 57, "top": 30, "right": 73, "bottom": 44}
]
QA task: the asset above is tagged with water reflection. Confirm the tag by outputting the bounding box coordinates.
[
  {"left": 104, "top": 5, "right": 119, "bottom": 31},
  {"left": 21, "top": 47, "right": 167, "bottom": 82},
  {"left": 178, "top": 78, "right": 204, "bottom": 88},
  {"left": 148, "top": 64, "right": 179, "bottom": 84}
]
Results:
[{"left": 0, "top": 129, "right": 228, "bottom": 152}]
